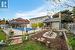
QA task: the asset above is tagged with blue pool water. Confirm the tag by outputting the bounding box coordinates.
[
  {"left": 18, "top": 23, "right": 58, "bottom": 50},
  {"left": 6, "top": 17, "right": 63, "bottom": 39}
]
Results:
[{"left": 14, "top": 28, "right": 34, "bottom": 31}]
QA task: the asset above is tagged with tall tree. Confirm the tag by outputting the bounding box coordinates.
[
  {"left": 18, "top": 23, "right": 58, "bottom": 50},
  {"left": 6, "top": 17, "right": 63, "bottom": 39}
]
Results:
[
  {"left": 60, "top": 10, "right": 73, "bottom": 23},
  {"left": 72, "top": 7, "right": 75, "bottom": 15}
]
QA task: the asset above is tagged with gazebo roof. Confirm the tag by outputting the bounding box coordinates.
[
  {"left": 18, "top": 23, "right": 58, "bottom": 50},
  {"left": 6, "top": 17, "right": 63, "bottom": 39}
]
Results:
[
  {"left": 0, "top": 20, "right": 6, "bottom": 24},
  {"left": 9, "top": 18, "right": 30, "bottom": 24}
]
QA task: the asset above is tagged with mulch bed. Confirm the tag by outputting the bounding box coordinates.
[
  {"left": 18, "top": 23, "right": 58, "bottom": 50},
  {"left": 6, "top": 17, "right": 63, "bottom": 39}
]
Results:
[{"left": 31, "top": 30, "right": 68, "bottom": 50}]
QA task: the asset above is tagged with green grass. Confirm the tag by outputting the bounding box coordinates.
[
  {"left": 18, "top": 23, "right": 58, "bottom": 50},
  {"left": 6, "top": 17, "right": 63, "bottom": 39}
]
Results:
[
  {"left": 3, "top": 41, "right": 49, "bottom": 50},
  {"left": 0, "top": 29, "right": 6, "bottom": 41},
  {"left": 67, "top": 32, "right": 75, "bottom": 50}
]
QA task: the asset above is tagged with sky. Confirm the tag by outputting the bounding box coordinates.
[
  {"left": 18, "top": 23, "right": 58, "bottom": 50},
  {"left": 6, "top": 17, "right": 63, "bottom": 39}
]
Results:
[{"left": 0, "top": 0, "right": 75, "bottom": 20}]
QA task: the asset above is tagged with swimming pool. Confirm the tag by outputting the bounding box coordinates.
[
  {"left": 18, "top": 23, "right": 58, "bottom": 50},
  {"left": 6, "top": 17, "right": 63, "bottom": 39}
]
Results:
[{"left": 14, "top": 28, "right": 34, "bottom": 31}]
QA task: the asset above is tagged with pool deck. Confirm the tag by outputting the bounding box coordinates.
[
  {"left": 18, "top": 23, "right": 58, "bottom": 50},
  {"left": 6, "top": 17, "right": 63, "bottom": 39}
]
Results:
[
  {"left": 3, "top": 28, "right": 10, "bottom": 36},
  {"left": 3, "top": 28, "right": 42, "bottom": 36}
]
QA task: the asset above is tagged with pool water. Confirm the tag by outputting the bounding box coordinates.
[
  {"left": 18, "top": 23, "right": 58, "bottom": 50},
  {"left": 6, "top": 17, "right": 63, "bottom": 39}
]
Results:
[{"left": 14, "top": 28, "right": 33, "bottom": 31}]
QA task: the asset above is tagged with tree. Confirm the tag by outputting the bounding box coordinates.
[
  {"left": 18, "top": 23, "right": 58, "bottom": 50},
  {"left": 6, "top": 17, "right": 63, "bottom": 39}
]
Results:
[
  {"left": 6, "top": 20, "right": 9, "bottom": 24},
  {"left": 61, "top": 10, "right": 72, "bottom": 15},
  {"left": 72, "top": 7, "right": 75, "bottom": 15},
  {"left": 61, "top": 15, "right": 73, "bottom": 23},
  {"left": 61, "top": 10, "right": 73, "bottom": 23}
]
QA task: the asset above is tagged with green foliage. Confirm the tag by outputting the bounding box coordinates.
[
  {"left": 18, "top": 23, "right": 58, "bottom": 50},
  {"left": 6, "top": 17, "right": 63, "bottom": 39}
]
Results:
[
  {"left": 0, "top": 29, "right": 6, "bottom": 41},
  {"left": 31, "top": 22, "right": 44, "bottom": 28},
  {"left": 6, "top": 20, "right": 9, "bottom": 24},
  {"left": 62, "top": 16, "right": 73, "bottom": 23},
  {"left": 61, "top": 10, "right": 72, "bottom": 15},
  {"left": 72, "top": 7, "right": 75, "bottom": 15},
  {"left": 31, "top": 23, "right": 37, "bottom": 28},
  {"left": 37, "top": 22, "right": 44, "bottom": 28},
  {"left": 68, "top": 37, "right": 75, "bottom": 50},
  {"left": 69, "top": 37, "right": 75, "bottom": 46},
  {"left": 61, "top": 10, "right": 73, "bottom": 23},
  {"left": 3, "top": 41, "right": 49, "bottom": 50}
]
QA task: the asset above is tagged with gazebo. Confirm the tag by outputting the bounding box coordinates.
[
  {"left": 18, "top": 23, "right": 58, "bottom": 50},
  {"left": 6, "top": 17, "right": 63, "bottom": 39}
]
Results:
[
  {"left": 9, "top": 18, "right": 30, "bottom": 28},
  {"left": 8, "top": 18, "right": 30, "bottom": 44}
]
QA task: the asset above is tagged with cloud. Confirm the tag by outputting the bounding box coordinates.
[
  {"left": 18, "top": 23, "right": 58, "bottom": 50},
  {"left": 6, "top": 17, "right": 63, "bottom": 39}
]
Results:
[
  {"left": 15, "top": 6, "right": 48, "bottom": 19},
  {"left": 15, "top": 0, "right": 75, "bottom": 19}
]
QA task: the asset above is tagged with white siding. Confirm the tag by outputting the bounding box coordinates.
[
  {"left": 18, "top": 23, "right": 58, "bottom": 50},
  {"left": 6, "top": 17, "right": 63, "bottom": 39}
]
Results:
[{"left": 52, "top": 22, "right": 60, "bottom": 30}]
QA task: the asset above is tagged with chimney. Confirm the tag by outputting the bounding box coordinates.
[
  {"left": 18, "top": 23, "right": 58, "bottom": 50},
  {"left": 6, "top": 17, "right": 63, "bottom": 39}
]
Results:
[{"left": 59, "top": 12, "right": 61, "bottom": 19}]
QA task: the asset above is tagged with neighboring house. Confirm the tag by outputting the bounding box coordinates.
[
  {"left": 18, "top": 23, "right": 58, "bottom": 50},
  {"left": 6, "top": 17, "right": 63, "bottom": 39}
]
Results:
[
  {"left": 29, "top": 16, "right": 48, "bottom": 27},
  {"left": 9, "top": 18, "right": 30, "bottom": 28},
  {"left": 30, "top": 16, "right": 48, "bottom": 24},
  {"left": 30, "top": 15, "right": 61, "bottom": 30},
  {"left": 0, "top": 20, "right": 6, "bottom": 29}
]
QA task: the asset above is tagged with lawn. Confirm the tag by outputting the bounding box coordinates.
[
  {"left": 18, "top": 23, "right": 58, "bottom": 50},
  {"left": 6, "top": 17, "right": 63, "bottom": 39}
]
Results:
[
  {"left": 0, "top": 29, "right": 6, "bottom": 41},
  {"left": 2, "top": 41, "right": 49, "bottom": 50},
  {"left": 66, "top": 32, "right": 75, "bottom": 50}
]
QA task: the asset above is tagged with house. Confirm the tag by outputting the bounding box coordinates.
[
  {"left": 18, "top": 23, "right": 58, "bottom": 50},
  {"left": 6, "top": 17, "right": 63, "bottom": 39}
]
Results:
[
  {"left": 29, "top": 16, "right": 48, "bottom": 28},
  {"left": 0, "top": 20, "right": 7, "bottom": 29},
  {"left": 29, "top": 14, "right": 61, "bottom": 30},
  {"left": 43, "top": 18, "right": 61, "bottom": 30},
  {"left": 30, "top": 16, "right": 48, "bottom": 23}
]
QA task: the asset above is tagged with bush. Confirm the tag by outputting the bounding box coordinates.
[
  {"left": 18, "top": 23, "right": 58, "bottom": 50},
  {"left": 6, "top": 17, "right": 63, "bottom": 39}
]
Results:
[
  {"left": 31, "top": 23, "right": 37, "bottom": 28},
  {"left": 69, "top": 37, "right": 75, "bottom": 50},
  {"left": 31, "top": 22, "right": 44, "bottom": 28},
  {"left": 9, "top": 30, "right": 14, "bottom": 36},
  {"left": 37, "top": 22, "right": 44, "bottom": 28}
]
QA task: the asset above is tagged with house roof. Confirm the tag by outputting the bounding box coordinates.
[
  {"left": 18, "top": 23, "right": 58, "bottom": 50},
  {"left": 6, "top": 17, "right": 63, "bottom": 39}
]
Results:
[
  {"left": 30, "top": 16, "right": 48, "bottom": 20},
  {"left": 43, "top": 18, "right": 61, "bottom": 23},
  {"left": 0, "top": 20, "right": 6, "bottom": 24},
  {"left": 9, "top": 18, "right": 30, "bottom": 24}
]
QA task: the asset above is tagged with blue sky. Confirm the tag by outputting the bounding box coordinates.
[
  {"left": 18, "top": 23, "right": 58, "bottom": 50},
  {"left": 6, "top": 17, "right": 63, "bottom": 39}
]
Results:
[
  {"left": 0, "top": 0, "right": 45, "bottom": 19},
  {"left": 0, "top": 0, "right": 75, "bottom": 20}
]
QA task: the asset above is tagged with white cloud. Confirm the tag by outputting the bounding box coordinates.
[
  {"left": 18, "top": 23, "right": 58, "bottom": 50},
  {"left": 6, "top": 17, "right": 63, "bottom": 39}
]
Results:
[
  {"left": 15, "top": 6, "right": 48, "bottom": 19},
  {"left": 15, "top": 0, "right": 74, "bottom": 19}
]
